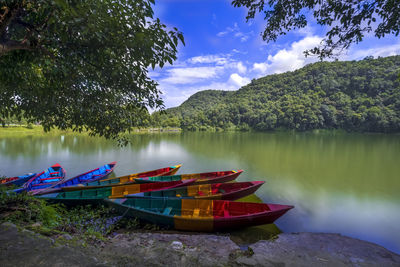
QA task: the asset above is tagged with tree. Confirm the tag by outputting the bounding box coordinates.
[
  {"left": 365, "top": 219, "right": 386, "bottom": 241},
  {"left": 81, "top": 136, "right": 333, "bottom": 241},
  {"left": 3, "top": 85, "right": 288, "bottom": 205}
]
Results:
[
  {"left": 0, "top": 0, "right": 184, "bottom": 139},
  {"left": 232, "top": 0, "right": 400, "bottom": 58}
]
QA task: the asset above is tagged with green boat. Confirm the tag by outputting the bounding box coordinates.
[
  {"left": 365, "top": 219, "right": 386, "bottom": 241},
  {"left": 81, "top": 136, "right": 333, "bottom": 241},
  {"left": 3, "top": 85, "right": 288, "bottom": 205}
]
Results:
[
  {"left": 37, "top": 179, "right": 195, "bottom": 205},
  {"left": 106, "top": 197, "right": 294, "bottom": 232}
]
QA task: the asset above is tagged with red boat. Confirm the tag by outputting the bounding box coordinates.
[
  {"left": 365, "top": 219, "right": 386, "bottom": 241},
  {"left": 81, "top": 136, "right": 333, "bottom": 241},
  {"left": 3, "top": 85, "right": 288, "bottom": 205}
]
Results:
[
  {"left": 134, "top": 170, "right": 244, "bottom": 185},
  {"left": 106, "top": 197, "right": 294, "bottom": 231},
  {"left": 128, "top": 181, "right": 265, "bottom": 200}
]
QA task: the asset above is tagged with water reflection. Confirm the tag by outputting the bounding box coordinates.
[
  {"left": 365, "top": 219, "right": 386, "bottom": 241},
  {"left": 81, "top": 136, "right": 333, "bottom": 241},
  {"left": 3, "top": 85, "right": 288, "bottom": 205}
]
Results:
[{"left": 0, "top": 131, "right": 399, "bottom": 253}]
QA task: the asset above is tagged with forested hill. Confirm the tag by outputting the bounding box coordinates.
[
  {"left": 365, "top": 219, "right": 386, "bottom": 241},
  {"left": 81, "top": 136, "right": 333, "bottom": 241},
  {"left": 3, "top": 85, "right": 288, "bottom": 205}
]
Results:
[
  {"left": 158, "top": 56, "right": 400, "bottom": 132},
  {"left": 168, "top": 90, "right": 233, "bottom": 115}
]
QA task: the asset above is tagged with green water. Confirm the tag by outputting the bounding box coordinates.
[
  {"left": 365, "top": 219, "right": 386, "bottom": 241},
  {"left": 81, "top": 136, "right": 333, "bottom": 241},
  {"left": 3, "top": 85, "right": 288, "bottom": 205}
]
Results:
[{"left": 1, "top": 131, "right": 399, "bottom": 253}]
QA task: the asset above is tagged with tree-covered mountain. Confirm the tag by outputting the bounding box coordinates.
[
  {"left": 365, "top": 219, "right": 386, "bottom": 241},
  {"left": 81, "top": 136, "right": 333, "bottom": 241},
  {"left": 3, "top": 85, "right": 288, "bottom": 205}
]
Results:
[{"left": 154, "top": 56, "right": 400, "bottom": 132}]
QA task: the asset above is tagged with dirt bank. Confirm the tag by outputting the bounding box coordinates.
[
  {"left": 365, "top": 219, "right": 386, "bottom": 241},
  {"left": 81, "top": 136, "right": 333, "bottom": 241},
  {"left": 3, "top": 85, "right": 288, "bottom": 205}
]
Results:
[{"left": 1, "top": 222, "right": 399, "bottom": 266}]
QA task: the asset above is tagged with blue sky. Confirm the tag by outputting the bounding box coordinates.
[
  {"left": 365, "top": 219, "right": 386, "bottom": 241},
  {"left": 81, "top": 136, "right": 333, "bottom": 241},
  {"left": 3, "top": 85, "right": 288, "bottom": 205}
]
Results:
[{"left": 150, "top": 0, "right": 400, "bottom": 108}]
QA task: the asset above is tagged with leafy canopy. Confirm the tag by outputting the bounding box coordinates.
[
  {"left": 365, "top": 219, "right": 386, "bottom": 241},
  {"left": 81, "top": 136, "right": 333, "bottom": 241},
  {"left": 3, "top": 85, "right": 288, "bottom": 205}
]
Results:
[
  {"left": 0, "top": 0, "right": 184, "bottom": 139},
  {"left": 232, "top": 0, "right": 400, "bottom": 58}
]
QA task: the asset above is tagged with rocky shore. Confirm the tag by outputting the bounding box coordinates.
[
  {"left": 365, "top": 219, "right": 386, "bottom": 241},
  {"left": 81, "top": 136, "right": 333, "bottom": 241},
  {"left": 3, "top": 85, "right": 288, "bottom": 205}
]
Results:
[{"left": 1, "top": 222, "right": 399, "bottom": 267}]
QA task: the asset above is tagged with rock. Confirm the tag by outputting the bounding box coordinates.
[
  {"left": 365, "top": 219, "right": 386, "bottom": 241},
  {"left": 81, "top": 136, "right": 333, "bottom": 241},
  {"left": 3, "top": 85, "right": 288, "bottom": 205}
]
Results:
[
  {"left": 1, "top": 223, "right": 399, "bottom": 267},
  {"left": 101, "top": 232, "right": 240, "bottom": 266},
  {"left": 62, "top": 234, "right": 73, "bottom": 240},
  {"left": 246, "top": 233, "right": 400, "bottom": 267},
  {"left": 21, "top": 228, "right": 34, "bottom": 235},
  {"left": 1, "top": 222, "right": 16, "bottom": 229},
  {"left": 171, "top": 241, "right": 183, "bottom": 250},
  {"left": 0, "top": 223, "right": 103, "bottom": 267},
  {"left": 30, "top": 222, "right": 42, "bottom": 228}
]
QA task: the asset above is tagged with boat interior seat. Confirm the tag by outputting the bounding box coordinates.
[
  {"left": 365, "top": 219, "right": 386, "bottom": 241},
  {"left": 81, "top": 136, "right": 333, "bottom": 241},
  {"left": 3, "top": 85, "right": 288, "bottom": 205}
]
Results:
[
  {"left": 193, "top": 208, "right": 200, "bottom": 217},
  {"left": 162, "top": 207, "right": 172, "bottom": 215}
]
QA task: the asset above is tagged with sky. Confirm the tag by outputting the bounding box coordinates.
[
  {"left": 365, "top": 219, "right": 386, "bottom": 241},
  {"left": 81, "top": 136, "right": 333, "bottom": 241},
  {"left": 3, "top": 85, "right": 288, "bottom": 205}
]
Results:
[{"left": 150, "top": 0, "right": 400, "bottom": 108}]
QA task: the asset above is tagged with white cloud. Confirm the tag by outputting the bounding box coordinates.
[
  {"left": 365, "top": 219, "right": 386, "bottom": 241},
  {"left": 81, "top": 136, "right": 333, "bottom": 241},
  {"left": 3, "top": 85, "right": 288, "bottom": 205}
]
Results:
[
  {"left": 159, "top": 80, "right": 240, "bottom": 108},
  {"left": 159, "top": 53, "right": 249, "bottom": 86},
  {"left": 161, "top": 66, "right": 222, "bottom": 84},
  {"left": 294, "top": 24, "right": 315, "bottom": 37},
  {"left": 217, "top": 31, "right": 229, "bottom": 37},
  {"left": 236, "top": 62, "right": 247, "bottom": 74},
  {"left": 217, "top": 23, "right": 239, "bottom": 37},
  {"left": 217, "top": 23, "right": 253, "bottom": 42},
  {"left": 252, "top": 35, "right": 322, "bottom": 75},
  {"left": 347, "top": 43, "right": 400, "bottom": 60},
  {"left": 251, "top": 35, "right": 400, "bottom": 78},
  {"left": 252, "top": 62, "right": 268, "bottom": 73},
  {"left": 229, "top": 73, "right": 250, "bottom": 87},
  {"left": 188, "top": 55, "right": 229, "bottom": 65}
]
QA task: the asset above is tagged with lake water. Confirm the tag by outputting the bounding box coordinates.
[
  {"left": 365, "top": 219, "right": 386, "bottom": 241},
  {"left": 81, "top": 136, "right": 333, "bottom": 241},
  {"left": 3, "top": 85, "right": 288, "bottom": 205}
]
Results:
[{"left": 1, "top": 131, "right": 399, "bottom": 253}]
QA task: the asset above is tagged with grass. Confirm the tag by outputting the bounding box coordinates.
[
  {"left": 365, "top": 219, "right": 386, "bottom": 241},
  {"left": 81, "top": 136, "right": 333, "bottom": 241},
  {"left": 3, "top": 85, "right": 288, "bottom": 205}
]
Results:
[
  {"left": 0, "top": 185, "right": 161, "bottom": 244},
  {"left": 0, "top": 125, "right": 75, "bottom": 137},
  {"left": 0, "top": 125, "right": 181, "bottom": 138}
]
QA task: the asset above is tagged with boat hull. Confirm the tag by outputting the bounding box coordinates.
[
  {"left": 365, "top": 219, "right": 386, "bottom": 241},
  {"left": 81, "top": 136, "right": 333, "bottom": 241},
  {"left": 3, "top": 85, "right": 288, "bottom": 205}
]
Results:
[
  {"left": 32, "top": 162, "right": 117, "bottom": 195},
  {"left": 129, "top": 181, "right": 264, "bottom": 201},
  {"left": 22, "top": 164, "right": 66, "bottom": 192},
  {"left": 97, "top": 165, "right": 182, "bottom": 185},
  {"left": 0, "top": 173, "right": 36, "bottom": 187},
  {"left": 106, "top": 198, "right": 293, "bottom": 232},
  {"left": 46, "top": 169, "right": 243, "bottom": 192},
  {"left": 134, "top": 170, "right": 243, "bottom": 185},
  {"left": 37, "top": 179, "right": 196, "bottom": 205}
]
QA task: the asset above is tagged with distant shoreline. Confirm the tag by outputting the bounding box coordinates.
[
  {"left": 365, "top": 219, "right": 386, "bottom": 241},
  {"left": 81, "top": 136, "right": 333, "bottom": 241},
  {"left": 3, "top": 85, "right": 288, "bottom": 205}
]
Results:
[{"left": 1, "top": 125, "right": 399, "bottom": 137}]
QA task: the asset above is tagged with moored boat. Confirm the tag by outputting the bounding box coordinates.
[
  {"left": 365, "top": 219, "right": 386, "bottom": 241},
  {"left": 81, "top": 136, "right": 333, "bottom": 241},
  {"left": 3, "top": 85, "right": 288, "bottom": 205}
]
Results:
[
  {"left": 97, "top": 164, "right": 182, "bottom": 185},
  {"left": 0, "top": 173, "right": 37, "bottom": 187},
  {"left": 20, "top": 164, "right": 66, "bottom": 192},
  {"left": 37, "top": 179, "right": 196, "bottom": 205},
  {"left": 46, "top": 169, "right": 243, "bottom": 191},
  {"left": 32, "top": 162, "right": 116, "bottom": 195},
  {"left": 134, "top": 170, "right": 243, "bottom": 185},
  {"left": 106, "top": 197, "right": 294, "bottom": 231},
  {"left": 128, "top": 181, "right": 265, "bottom": 200}
]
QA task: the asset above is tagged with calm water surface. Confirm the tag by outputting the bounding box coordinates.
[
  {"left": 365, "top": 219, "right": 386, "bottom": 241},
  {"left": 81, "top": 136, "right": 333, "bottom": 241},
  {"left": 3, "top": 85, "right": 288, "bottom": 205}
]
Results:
[{"left": 1, "top": 131, "right": 399, "bottom": 253}]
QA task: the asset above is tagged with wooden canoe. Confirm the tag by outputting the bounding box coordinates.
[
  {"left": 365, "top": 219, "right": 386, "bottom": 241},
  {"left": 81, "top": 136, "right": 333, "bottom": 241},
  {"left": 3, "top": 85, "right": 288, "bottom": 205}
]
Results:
[
  {"left": 128, "top": 181, "right": 265, "bottom": 201},
  {"left": 133, "top": 170, "right": 243, "bottom": 185},
  {"left": 37, "top": 179, "right": 196, "bottom": 205},
  {"left": 97, "top": 164, "right": 182, "bottom": 184},
  {"left": 47, "top": 169, "right": 243, "bottom": 192},
  {"left": 31, "top": 162, "right": 117, "bottom": 195},
  {"left": 0, "top": 173, "right": 37, "bottom": 187},
  {"left": 18, "top": 164, "right": 66, "bottom": 192},
  {"left": 106, "top": 197, "right": 294, "bottom": 232}
]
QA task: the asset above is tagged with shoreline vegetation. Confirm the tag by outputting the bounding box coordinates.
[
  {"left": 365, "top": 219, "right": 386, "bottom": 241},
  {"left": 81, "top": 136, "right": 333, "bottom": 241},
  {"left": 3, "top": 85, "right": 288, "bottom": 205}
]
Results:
[{"left": 1, "top": 125, "right": 398, "bottom": 140}]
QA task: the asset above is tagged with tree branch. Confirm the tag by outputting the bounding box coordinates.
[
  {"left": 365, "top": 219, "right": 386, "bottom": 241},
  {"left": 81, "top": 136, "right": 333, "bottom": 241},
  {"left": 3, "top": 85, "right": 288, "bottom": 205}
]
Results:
[{"left": 0, "top": 39, "right": 34, "bottom": 55}]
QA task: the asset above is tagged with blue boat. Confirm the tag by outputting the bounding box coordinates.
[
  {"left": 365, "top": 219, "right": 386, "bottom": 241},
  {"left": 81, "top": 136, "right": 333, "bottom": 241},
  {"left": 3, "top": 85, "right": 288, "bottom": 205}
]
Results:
[
  {"left": 21, "top": 164, "right": 66, "bottom": 192},
  {"left": 1, "top": 173, "right": 37, "bottom": 187},
  {"left": 32, "top": 162, "right": 116, "bottom": 195}
]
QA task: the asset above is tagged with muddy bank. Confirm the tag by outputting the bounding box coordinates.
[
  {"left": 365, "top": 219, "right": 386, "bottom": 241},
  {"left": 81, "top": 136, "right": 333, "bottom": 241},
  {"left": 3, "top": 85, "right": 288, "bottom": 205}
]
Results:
[{"left": 1, "top": 222, "right": 399, "bottom": 266}]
